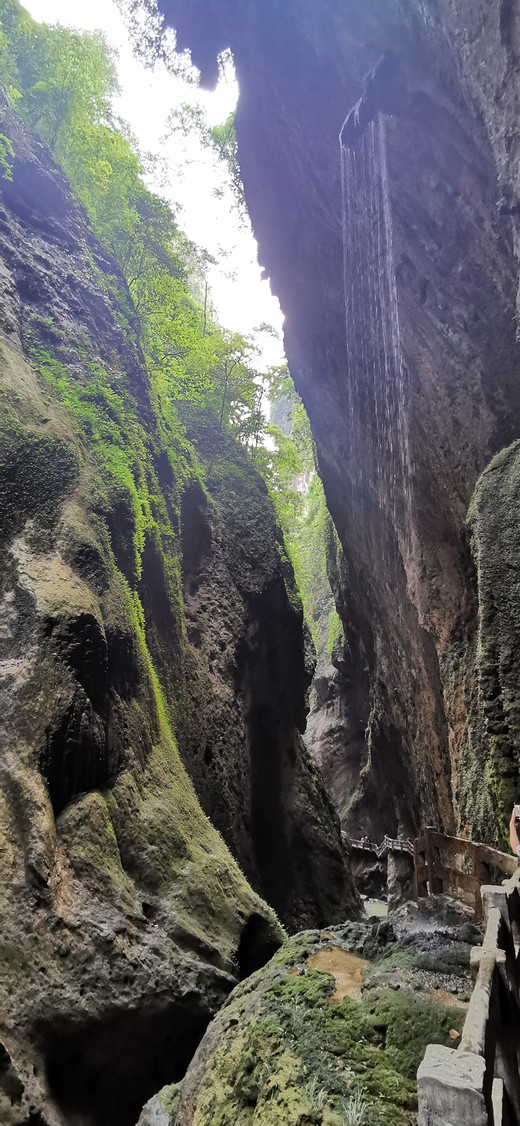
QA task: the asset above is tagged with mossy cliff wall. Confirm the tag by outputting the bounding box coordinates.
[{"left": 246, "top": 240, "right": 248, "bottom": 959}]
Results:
[
  {"left": 177, "top": 452, "right": 355, "bottom": 929},
  {"left": 163, "top": 0, "right": 520, "bottom": 844},
  {"left": 0, "top": 94, "right": 356, "bottom": 1126},
  {"left": 459, "top": 442, "right": 520, "bottom": 845}
]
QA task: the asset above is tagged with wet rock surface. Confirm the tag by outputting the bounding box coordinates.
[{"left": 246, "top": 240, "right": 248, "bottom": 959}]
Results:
[
  {"left": 0, "top": 95, "right": 280, "bottom": 1126},
  {"left": 463, "top": 441, "right": 520, "bottom": 829},
  {"left": 3, "top": 1, "right": 520, "bottom": 1120}
]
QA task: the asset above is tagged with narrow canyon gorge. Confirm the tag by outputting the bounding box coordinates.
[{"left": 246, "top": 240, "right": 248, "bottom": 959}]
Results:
[{"left": 1, "top": 1, "right": 520, "bottom": 1124}]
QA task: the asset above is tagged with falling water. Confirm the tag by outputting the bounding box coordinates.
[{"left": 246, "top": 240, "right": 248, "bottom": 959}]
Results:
[{"left": 340, "top": 114, "right": 412, "bottom": 546}]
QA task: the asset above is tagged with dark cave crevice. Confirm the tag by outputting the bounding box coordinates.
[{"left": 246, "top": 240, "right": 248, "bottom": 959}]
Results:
[
  {"left": 236, "top": 912, "right": 283, "bottom": 979},
  {"left": 248, "top": 703, "right": 294, "bottom": 918},
  {"left": 38, "top": 696, "right": 112, "bottom": 818},
  {"left": 39, "top": 997, "right": 212, "bottom": 1126}
]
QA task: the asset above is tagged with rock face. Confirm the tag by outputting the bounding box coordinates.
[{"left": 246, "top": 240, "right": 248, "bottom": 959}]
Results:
[
  {"left": 464, "top": 442, "right": 520, "bottom": 840},
  {"left": 0, "top": 94, "right": 357, "bottom": 1126},
  {"left": 163, "top": 0, "right": 520, "bottom": 844},
  {"left": 303, "top": 530, "right": 372, "bottom": 835},
  {"left": 177, "top": 454, "right": 357, "bottom": 930}
]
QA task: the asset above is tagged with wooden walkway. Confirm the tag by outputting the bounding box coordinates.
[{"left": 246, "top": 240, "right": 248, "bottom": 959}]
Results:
[
  {"left": 344, "top": 834, "right": 414, "bottom": 860},
  {"left": 419, "top": 866, "right": 520, "bottom": 1125}
]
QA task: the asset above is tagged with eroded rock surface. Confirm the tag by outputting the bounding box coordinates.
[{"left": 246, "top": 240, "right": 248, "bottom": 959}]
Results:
[
  {"left": 462, "top": 442, "right": 520, "bottom": 835},
  {"left": 0, "top": 94, "right": 356, "bottom": 1125}
]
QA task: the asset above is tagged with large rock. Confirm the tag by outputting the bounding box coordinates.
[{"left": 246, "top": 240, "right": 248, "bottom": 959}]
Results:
[
  {"left": 161, "top": 0, "right": 520, "bottom": 844},
  {"left": 172, "top": 920, "right": 470, "bottom": 1126},
  {"left": 0, "top": 93, "right": 356, "bottom": 1126}
]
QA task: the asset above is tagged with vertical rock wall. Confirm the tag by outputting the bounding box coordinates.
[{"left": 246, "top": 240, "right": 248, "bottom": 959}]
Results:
[{"left": 163, "top": 0, "right": 520, "bottom": 842}]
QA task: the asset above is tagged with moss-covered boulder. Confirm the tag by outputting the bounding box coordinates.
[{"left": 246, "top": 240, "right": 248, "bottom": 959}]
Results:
[{"left": 173, "top": 921, "right": 470, "bottom": 1125}]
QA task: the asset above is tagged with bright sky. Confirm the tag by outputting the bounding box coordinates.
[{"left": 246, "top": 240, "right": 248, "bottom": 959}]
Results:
[{"left": 23, "top": 0, "right": 285, "bottom": 367}]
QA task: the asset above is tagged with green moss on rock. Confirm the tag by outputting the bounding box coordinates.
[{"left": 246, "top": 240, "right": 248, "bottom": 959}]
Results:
[
  {"left": 157, "top": 1083, "right": 182, "bottom": 1118},
  {"left": 465, "top": 440, "right": 520, "bottom": 841},
  {"left": 57, "top": 790, "right": 141, "bottom": 914},
  {"left": 175, "top": 933, "right": 466, "bottom": 1126}
]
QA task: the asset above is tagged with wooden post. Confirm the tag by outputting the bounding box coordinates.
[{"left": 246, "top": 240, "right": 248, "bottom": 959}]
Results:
[
  {"left": 418, "top": 1046, "right": 488, "bottom": 1126},
  {"left": 474, "top": 881, "right": 484, "bottom": 925},
  {"left": 473, "top": 844, "right": 485, "bottom": 924},
  {"left": 413, "top": 836, "right": 427, "bottom": 899},
  {"left": 419, "top": 867, "right": 520, "bottom": 1126},
  {"left": 424, "top": 827, "right": 443, "bottom": 895}
]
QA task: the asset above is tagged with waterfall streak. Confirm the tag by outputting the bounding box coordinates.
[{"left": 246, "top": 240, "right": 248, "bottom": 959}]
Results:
[{"left": 340, "top": 115, "right": 412, "bottom": 538}]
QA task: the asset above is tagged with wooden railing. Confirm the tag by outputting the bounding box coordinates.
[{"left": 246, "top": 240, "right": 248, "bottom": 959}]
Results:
[
  {"left": 418, "top": 868, "right": 520, "bottom": 1125},
  {"left": 413, "top": 827, "right": 518, "bottom": 923}
]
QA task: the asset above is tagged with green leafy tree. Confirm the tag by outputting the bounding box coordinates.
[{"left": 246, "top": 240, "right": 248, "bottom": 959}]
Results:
[
  {"left": 255, "top": 372, "right": 342, "bottom": 656},
  {"left": 0, "top": 2, "right": 117, "bottom": 148},
  {"left": 1, "top": 1, "right": 342, "bottom": 664},
  {"left": 0, "top": 130, "right": 14, "bottom": 178},
  {"left": 0, "top": 2, "right": 273, "bottom": 472},
  {"left": 115, "top": 0, "right": 196, "bottom": 80},
  {"left": 210, "top": 113, "right": 244, "bottom": 207}
]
